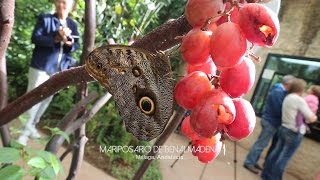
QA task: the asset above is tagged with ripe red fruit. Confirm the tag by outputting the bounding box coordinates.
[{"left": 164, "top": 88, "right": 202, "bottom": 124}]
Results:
[
  {"left": 174, "top": 71, "right": 212, "bottom": 110},
  {"left": 186, "top": 58, "right": 217, "bottom": 75},
  {"left": 190, "top": 89, "right": 235, "bottom": 138},
  {"left": 225, "top": 98, "right": 256, "bottom": 140},
  {"left": 192, "top": 133, "right": 222, "bottom": 163},
  {"left": 210, "top": 22, "right": 247, "bottom": 69},
  {"left": 219, "top": 57, "right": 256, "bottom": 98},
  {"left": 181, "top": 116, "right": 201, "bottom": 140},
  {"left": 238, "top": 3, "right": 280, "bottom": 47},
  {"left": 185, "top": 0, "right": 226, "bottom": 27},
  {"left": 181, "top": 28, "right": 212, "bottom": 66}
]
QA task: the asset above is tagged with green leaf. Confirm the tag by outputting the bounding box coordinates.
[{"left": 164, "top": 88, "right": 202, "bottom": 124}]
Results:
[
  {"left": 49, "top": 154, "right": 62, "bottom": 175},
  {"left": 115, "top": 3, "right": 122, "bottom": 15},
  {"left": 8, "top": 127, "right": 22, "bottom": 135},
  {"left": 18, "top": 114, "right": 28, "bottom": 124},
  {"left": 44, "top": 126, "right": 70, "bottom": 143},
  {"left": 43, "top": 126, "right": 59, "bottom": 134},
  {"left": 28, "top": 167, "right": 42, "bottom": 176},
  {"left": 34, "top": 136, "right": 50, "bottom": 145},
  {"left": 9, "top": 140, "right": 24, "bottom": 149},
  {"left": 0, "top": 147, "right": 21, "bottom": 163},
  {"left": 25, "top": 146, "right": 37, "bottom": 156},
  {"left": 38, "top": 177, "right": 50, "bottom": 180},
  {"left": 54, "top": 131, "right": 70, "bottom": 144},
  {"left": 27, "top": 157, "right": 47, "bottom": 169},
  {"left": 35, "top": 151, "right": 52, "bottom": 163},
  {"left": 129, "top": 19, "right": 136, "bottom": 27},
  {"left": 38, "top": 166, "right": 56, "bottom": 179},
  {"left": 0, "top": 165, "right": 24, "bottom": 180}
]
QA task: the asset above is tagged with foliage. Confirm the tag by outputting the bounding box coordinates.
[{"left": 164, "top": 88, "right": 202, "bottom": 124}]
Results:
[
  {"left": 95, "top": 0, "right": 173, "bottom": 45},
  {"left": 43, "top": 126, "right": 70, "bottom": 143},
  {"left": 0, "top": 140, "right": 63, "bottom": 180},
  {"left": 7, "top": 0, "right": 52, "bottom": 100}
]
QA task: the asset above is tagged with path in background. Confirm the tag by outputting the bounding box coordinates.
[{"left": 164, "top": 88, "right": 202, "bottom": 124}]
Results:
[{"left": 159, "top": 133, "right": 298, "bottom": 180}]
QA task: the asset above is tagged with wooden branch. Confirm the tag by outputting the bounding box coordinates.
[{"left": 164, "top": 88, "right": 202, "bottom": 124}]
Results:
[
  {"left": 0, "top": 66, "right": 93, "bottom": 127},
  {"left": 45, "top": 93, "right": 98, "bottom": 154},
  {"left": 0, "top": 0, "right": 15, "bottom": 146},
  {"left": 67, "top": 0, "right": 97, "bottom": 179},
  {"left": 133, "top": 107, "right": 187, "bottom": 180},
  {"left": 0, "top": 0, "right": 15, "bottom": 60},
  {"left": 0, "top": 58, "right": 10, "bottom": 146},
  {"left": 60, "top": 142, "right": 75, "bottom": 161},
  {"left": 57, "top": 93, "right": 98, "bottom": 131},
  {"left": 45, "top": 92, "right": 110, "bottom": 154},
  {"left": 66, "top": 126, "right": 88, "bottom": 180},
  {"left": 65, "top": 92, "right": 112, "bottom": 134},
  {"left": 0, "top": 15, "right": 192, "bottom": 127},
  {"left": 131, "top": 15, "right": 191, "bottom": 53}
]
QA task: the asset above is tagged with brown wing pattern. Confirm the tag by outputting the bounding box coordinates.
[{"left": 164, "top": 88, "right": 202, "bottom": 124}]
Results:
[{"left": 85, "top": 45, "right": 174, "bottom": 141}]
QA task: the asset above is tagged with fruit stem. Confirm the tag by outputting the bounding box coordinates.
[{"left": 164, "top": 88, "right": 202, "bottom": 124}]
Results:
[
  {"left": 248, "top": 51, "right": 261, "bottom": 63},
  {"left": 208, "top": 75, "right": 220, "bottom": 88},
  {"left": 201, "top": 12, "right": 225, "bottom": 31}
]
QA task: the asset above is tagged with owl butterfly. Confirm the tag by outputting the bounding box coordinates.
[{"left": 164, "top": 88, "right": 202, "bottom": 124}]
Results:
[{"left": 85, "top": 45, "right": 174, "bottom": 141}]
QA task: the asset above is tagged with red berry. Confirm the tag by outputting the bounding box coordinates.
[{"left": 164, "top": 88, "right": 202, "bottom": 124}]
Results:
[
  {"left": 181, "top": 116, "right": 201, "bottom": 140},
  {"left": 219, "top": 57, "right": 256, "bottom": 98},
  {"left": 210, "top": 22, "right": 247, "bottom": 69},
  {"left": 225, "top": 98, "right": 256, "bottom": 140},
  {"left": 181, "top": 28, "right": 212, "bottom": 66},
  {"left": 192, "top": 134, "right": 222, "bottom": 163},
  {"left": 186, "top": 57, "right": 217, "bottom": 75},
  {"left": 185, "top": 0, "right": 226, "bottom": 27},
  {"left": 190, "top": 89, "right": 235, "bottom": 138},
  {"left": 174, "top": 71, "right": 212, "bottom": 110},
  {"left": 238, "top": 3, "right": 280, "bottom": 47}
]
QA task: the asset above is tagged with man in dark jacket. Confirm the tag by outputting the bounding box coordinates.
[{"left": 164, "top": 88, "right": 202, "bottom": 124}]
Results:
[
  {"left": 18, "top": 0, "right": 80, "bottom": 145},
  {"left": 243, "top": 75, "right": 295, "bottom": 174}
]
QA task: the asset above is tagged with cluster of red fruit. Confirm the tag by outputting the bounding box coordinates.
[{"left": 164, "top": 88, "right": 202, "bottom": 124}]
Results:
[{"left": 174, "top": 0, "right": 280, "bottom": 163}]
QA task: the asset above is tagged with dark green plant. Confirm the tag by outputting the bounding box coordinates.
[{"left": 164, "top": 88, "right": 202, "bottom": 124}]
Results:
[{"left": 0, "top": 140, "right": 64, "bottom": 180}]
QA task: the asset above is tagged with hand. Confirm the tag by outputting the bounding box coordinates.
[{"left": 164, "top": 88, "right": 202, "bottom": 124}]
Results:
[
  {"left": 64, "top": 38, "right": 74, "bottom": 46},
  {"left": 58, "top": 26, "right": 72, "bottom": 37},
  {"left": 58, "top": 26, "right": 74, "bottom": 46}
]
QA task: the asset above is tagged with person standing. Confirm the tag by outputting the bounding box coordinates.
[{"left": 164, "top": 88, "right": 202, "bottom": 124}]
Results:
[
  {"left": 261, "top": 78, "right": 317, "bottom": 180},
  {"left": 17, "top": 0, "right": 80, "bottom": 145},
  {"left": 243, "top": 75, "right": 295, "bottom": 174}
]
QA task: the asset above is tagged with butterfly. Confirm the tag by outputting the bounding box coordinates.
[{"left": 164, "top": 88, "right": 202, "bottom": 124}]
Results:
[{"left": 85, "top": 45, "right": 174, "bottom": 141}]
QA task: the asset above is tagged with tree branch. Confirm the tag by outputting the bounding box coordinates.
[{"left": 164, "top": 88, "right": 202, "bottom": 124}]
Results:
[
  {"left": 0, "top": 0, "right": 15, "bottom": 146},
  {"left": 45, "top": 92, "right": 98, "bottom": 154},
  {"left": 131, "top": 15, "right": 191, "bottom": 53},
  {"left": 0, "top": 15, "right": 192, "bottom": 127},
  {"left": 0, "top": 66, "right": 93, "bottom": 127},
  {"left": 133, "top": 107, "right": 187, "bottom": 180},
  {"left": 45, "top": 92, "right": 111, "bottom": 154},
  {"left": 67, "top": 0, "right": 97, "bottom": 179},
  {"left": 66, "top": 92, "right": 112, "bottom": 134},
  {"left": 59, "top": 92, "right": 112, "bottom": 160},
  {"left": 66, "top": 126, "right": 88, "bottom": 180}
]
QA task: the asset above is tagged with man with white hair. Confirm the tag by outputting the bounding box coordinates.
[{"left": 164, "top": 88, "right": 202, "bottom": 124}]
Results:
[
  {"left": 243, "top": 75, "right": 295, "bottom": 174},
  {"left": 18, "top": 0, "right": 80, "bottom": 145}
]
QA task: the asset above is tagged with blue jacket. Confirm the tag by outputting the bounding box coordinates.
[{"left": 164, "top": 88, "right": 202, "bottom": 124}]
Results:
[
  {"left": 262, "top": 83, "right": 287, "bottom": 128},
  {"left": 30, "top": 13, "right": 80, "bottom": 75}
]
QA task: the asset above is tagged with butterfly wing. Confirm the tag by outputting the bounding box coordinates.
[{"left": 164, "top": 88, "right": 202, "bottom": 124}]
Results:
[{"left": 85, "top": 45, "right": 174, "bottom": 141}]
